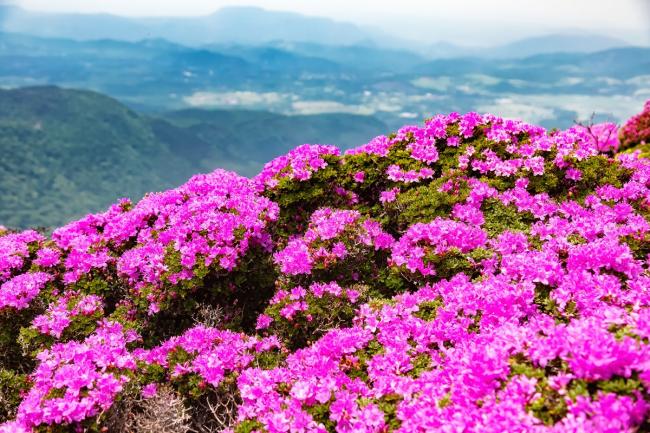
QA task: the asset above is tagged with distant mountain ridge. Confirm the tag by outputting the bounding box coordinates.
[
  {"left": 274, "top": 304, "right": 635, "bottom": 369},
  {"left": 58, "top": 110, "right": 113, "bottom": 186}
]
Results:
[
  {"left": 1, "top": 31, "right": 645, "bottom": 96},
  {"left": 1, "top": 30, "right": 648, "bottom": 134},
  {"left": 424, "top": 33, "right": 632, "bottom": 58},
  {"left": 488, "top": 33, "right": 630, "bottom": 58},
  {"left": 413, "top": 46, "right": 650, "bottom": 80},
  {"left": 0, "top": 5, "right": 638, "bottom": 57},
  {"left": 0, "top": 5, "right": 395, "bottom": 47}
]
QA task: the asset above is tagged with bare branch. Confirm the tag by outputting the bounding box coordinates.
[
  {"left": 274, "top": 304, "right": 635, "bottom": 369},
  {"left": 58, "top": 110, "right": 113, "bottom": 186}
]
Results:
[{"left": 101, "top": 385, "right": 192, "bottom": 433}]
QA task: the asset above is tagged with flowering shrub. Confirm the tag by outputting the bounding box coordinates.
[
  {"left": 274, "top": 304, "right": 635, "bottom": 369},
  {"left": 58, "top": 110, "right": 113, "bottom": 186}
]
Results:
[
  {"left": 2, "top": 104, "right": 650, "bottom": 432},
  {"left": 390, "top": 218, "right": 488, "bottom": 277},
  {"left": 12, "top": 321, "right": 137, "bottom": 430},
  {"left": 274, "top": 208, "right": 393, "bottom": 277},
  {"left": 620, "top": 100, "right": 650, "bottom": 152},
  {"left": 134, "top": 325, "right": 282, "bottom": 393},
  {"left": 254, "top": 144, "right": 340, "bottom": 190},
  {"left": 261, "top": 280, "right": 366, "bottom": 349}
]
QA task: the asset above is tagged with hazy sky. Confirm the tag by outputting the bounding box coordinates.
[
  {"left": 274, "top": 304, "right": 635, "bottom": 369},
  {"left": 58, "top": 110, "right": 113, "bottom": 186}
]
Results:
[{"left": 10, "top": 0, "right": 650, "bottom": 45}]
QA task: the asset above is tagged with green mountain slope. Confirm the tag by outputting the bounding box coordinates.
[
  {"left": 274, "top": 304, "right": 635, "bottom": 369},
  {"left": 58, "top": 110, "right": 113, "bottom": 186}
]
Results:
[
  {"left": 0, "top": 86, "right": 387, "bottom": 229},
  {"left": 156, "top": 108, "right": 388, "bottom": 174},
  {"left": 0, "top": 86, "right": 195, "bottom": 228}
]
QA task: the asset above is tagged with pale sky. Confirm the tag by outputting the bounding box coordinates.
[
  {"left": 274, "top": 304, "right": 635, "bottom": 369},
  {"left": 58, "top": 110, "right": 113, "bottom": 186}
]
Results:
[{"left": 10, "top": 0, "right": 650, "bottom": 45}]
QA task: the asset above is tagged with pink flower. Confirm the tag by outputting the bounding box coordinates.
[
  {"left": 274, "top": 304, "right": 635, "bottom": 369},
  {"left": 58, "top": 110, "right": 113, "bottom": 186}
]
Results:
[
  {"left": 274, "top": 239, "right": 313, "bottom": 275},
  {"left": 141, "top": 383, "right": 158, "bottom": 399},
  {"left": 256, "top": 314, "right": 273, "bottom": 330},
  {"left": 34, "top": 248, "right": 61, "bottom": 268},
  {"left": 566, "top": 167, "right": 582, "bottom": 181},
  {"left": 380, "top": 188, "right": 399, "bottom": 204}
]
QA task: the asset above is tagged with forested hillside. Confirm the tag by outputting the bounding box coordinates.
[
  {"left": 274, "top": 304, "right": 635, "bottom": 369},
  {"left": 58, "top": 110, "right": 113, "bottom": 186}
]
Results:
[{"left": 0, "top": 86, "right": 386, "bottom": 228}]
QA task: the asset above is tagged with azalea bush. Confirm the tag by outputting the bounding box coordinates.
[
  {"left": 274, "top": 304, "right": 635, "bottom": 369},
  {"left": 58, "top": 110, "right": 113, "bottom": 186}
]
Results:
[
  {"left": 620, "top": 100, "right": 650, "bottom": 156},
  {"left": 2, "top": 103, "right": 650, "bottom": 432}
]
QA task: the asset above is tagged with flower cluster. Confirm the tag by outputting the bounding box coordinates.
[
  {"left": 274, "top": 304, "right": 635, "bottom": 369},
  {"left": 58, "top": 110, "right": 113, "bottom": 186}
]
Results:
[
  {"left": 391, "top": 219, "right": 488, "bottom": 276},
  {"left": 31, "top": 292, "right": 103, "bottom": 338},
  {"left": 254, "top": 144, "right": 340, "bottom": 190},
  {"left": 0, "top": 272, "right": 52, "bottom": 311},
  {"left": 11, "top": 321, "right": 137, "bottom": 430},
  {"left": 274, "top": 208, "right": 393, "bottom": 276},
  {"left": 269, "top": 282, "right": 360, "bottom": 321},
  {"left": 135, "top": 325, "right": 281, "bottom": 389},
  {"left": 0, "top": 230, "right": 44, "bottom": 282},
  {"left": 386, "top": 164, "right": 435, "bottom": 183},
  {"left": 576, "top": 122, "right": 620, "bottom": 152}
]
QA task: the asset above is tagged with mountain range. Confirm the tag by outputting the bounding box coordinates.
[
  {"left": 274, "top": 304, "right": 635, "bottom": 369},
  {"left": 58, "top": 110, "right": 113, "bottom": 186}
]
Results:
[
  {"left": 0, "top": 5, "right": 636, "bottom": 56},
  {"left": 0, "top": 5, "right": 397, "bottom": 47},
  {"left": 1, "top": 30, "right": 647, "bottom": 133}
]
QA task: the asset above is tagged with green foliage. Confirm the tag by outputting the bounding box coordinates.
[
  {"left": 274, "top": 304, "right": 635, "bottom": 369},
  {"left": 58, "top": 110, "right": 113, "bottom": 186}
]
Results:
[
  {"left": 264, "top": 288, "right": 366, "bottom": 350},
  {"left": 394, "top": 176, "right": 470, "bottom": 230},
  {"left": 0, "top": 308, "right": 39, "bottom": 372},
  {"left": 526, "top": 158, "right": 567, "bottom": 198},
  {"left": 508, "top": 355, "right": 572, "bottom": 425},
  {"left": 345, "top": 339, "right": 385, "bottom": 383},
  {"left": 135, "top": 245, "right": 277, "bottom": 345},
  {"left": 572, "top": 155, "right": 632, "bottom": 199},
  {"left": 427, "top": 248, "right": 492, "bottom": 282},
  {"left": 234, "top": 420, "right": 267, "bottom": 433},
  {"left": 527, "top": 153, "right": 631, "bottom": 202},
  {"left": 0, "top": 369, "right": 28, "bottom": 422},
  {"left": 305, "top": 402, "right": 337, "bottom": 432},
  {"left": 376, "top": 393, "right": 403, "bottom": 431},
  {"left": 413, "top": 297, "right": 444, "bottom": 321},
  {"left": 622, "top": 233, "right": 650, "bottom": 261},
  {"left": 596, "top": 375, "right": 643, "bottom": 396},
  {"left": 533, "top": 283, "right": 577, "bottom": 323},
  {"left": 408, "top": 354, "right": 432, "bottom": 379},
  {"left": 252, "top": 348, "right": 286, "bottom": 370},
  {"left": 375, "top": 266, "right": 415, "bottom": 297},
  {"left": 482, "top": 199, "right": 536, "bottom": 238},
  {"left": 438, "top": 392, "right": 452, "bottom": 409}
]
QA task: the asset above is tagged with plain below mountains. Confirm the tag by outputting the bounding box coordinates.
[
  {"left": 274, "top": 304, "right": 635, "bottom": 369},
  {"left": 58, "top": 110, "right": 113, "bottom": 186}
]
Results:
[{"left": 0, "top": 86, "right": 387, "bottom": 229}]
